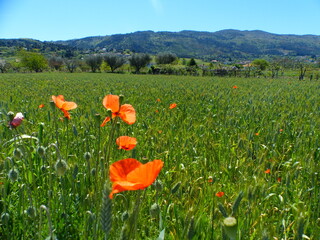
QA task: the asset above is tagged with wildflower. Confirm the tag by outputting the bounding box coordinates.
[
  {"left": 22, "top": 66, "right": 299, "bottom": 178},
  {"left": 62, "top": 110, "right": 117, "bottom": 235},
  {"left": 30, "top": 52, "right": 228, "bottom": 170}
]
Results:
[
  {"left": 232, "top": 85, "right": 238, "bottom": 89},
  {"left": 277, "top": 177, "right": 282, "bottom": 182},
  {"left": 116, "top": 136, "right": 137, "bottom": 150},
  {"left": 279, "top": 129, "right": 283, "bottom": 132},
  {"left": 255, "top": 132, "right": 259, "bottom": 136},
  {"left": 169, "top": 103, "right": 177, "bottom": 109},
  {"left": 38, "top": 104, "right": 45, "bottom": 108},
  {"left": 208, "top": 176, "right": 213, "bottom": 183},
  {"left": 109, "top": 158, "right": 164, "bottom": 199},
  {"left": 52, "top": 95, "right": 77, "bottom": 119},
  {"left": 156, "top": 98, "right": 161, "bottom": 102},
  {"left": 264, "top": 169, "right": 271, "bottom": 174},
  {"left": 216, "top": 191, "right": 225, "bottom": 197},
  {"left": 10, "top": 112, "right": 24, "bottom": 128},
  {"left": 101, "top": 94, "right": 136, "bottom": 126}
]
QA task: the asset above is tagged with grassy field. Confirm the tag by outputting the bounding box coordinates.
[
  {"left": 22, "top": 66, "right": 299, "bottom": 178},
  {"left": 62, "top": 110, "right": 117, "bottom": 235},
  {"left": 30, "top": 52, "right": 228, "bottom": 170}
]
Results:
[{"left": 0, "top": 73, "right": 319, "bottom": 239}]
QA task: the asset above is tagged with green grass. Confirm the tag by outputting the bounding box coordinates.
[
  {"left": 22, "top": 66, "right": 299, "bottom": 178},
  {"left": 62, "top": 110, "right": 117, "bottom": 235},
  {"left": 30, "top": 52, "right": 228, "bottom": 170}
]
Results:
[{"left": 0, "top": 73, "right": 319, "bottom": 239}]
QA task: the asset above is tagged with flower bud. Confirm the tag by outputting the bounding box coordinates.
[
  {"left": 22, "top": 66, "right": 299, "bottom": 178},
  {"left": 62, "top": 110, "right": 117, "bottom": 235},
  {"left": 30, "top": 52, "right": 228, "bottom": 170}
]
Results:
[
  {"left": 37, "top": 146, "right": 46, "bottom": 157},
  {"left": 150, "top": 203, "right": 160, "bottom": 218},
  {"left": 84, "top": 152, "right": 91, "bottom": 161},
  {"left": 25, "top": 206, "right": 36, "bottom": 218},
  {"left": 13, "top": 148, "right": 23, "bottom": 159},
  {"left": 55, "top": 159, "right": 68, "bottom": 176},
  {"left": 8, "top": 168, "right": 19, "bottom": 181},
  {"left": 121, "top": 211, "right": 129, "bottom": 222},
  {"left": 1, "top": 212, "right": 10, "bottom": 224},
  {"left": 7, "top": 111, "right": 15, "bottom": 121}
]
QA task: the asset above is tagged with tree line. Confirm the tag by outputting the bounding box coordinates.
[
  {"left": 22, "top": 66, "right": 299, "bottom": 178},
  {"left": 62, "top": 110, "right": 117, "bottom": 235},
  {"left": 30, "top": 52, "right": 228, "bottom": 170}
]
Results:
[{"left": 0, "top": 49, "right": 319, "bottom": 80}]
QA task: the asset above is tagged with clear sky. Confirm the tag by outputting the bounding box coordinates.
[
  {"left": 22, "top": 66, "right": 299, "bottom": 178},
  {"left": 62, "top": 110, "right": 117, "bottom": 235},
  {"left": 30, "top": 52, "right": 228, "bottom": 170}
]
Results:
[{"left": 1, "top": 0, "right": 320, "bottom": 41}]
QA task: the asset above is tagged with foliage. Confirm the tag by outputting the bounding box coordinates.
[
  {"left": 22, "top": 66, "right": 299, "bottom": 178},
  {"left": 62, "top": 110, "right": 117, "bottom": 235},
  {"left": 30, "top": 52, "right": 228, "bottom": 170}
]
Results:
[
  {"left": 129, "top": 53, "right": 151, "bottom": 73},
  {"left": 103, "top": 53, "right": 126, "bottom": 72},
  {"left": 85, "top": 55, "right": 103, "bottom": 72},
  {"left": 252, "top": 59, "right": 269, "bottom": 71},
  {"left": 48, "top": 56, "right": 64, "bottom": 71},
  {"left": 0, "top": 73, "right": 319, "bottom": 239},
  {"left": 156, "top": 52, "right": 177, "bottom": 65},
  {"left": 19, "top": 50, "right": 48, "bottom": 72}
]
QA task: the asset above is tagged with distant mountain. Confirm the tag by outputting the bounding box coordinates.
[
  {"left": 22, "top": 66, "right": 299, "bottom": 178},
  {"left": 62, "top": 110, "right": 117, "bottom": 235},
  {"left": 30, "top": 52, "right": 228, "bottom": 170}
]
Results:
[{"left": 2, "top": 30, "right": 320, "bottom": 61}]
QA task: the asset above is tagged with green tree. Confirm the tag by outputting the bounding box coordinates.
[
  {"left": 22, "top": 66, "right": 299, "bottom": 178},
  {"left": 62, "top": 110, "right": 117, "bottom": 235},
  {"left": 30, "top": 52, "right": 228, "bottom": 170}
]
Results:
[
  {"left": 156, "top": 52, "right": 177, "bottom": 65},
  {"left": 20, "top": 50, "right": 48, "bottom": 72},
  {"left": 103, "top": 53, "right": 126, "bottom": 72},
  {"left": 188, "top": 58, "right": 197, "bottom": 67},
  {"left": 129, "top": 53, "right": 151, "bottom": 73},
  {"left": 251, "top": 59, "right": 269, "bottom": 71},
  {"left": 48, "top": 56, "right": 64, "bottom": 71},
  {"left": 85, "top": 55, "right": 103, "bottom": 72}
]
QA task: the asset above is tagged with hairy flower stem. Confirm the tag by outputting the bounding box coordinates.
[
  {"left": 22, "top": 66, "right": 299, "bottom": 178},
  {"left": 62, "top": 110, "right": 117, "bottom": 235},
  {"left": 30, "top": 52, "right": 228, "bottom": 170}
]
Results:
[
  {"left": 104, "top": 118, "right": 118, "bottom": 179},
  {"left": 127, "top": 190, "right": 146, "bottom": 239}
]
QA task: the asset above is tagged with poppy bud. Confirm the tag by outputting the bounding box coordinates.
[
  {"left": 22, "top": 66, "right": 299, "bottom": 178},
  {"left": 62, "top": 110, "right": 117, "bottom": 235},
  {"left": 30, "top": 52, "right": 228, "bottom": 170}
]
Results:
[
  {"left": 1, "top": 212, "right": 10, "bottom": 224},
  {"left": 150, "top": 203, "right": 160, "bottom": 218},
  {"left": 91, "top": 168, "right": 96, "bottom": 176},
  {"left": 121, "top": 211, "right": 129, "bottom": 222},
  {"left": 7, "top": 111, "right": 15, "bottom": 121},
  {"left": 154, "top": 179, "right": 163, "bottom": 192},
  {"left": 25, "top": 206, "right": 36, "bottom": 218},
  {"left": 55, "top": 159, "right": 68, "bottom": 176},
  {"left": 84, "top": 152, "right": 91, "bottom": 161},
  {"left": 37, "top": 146, "right": 46, "bottom": 157},
  {"left": 13, "top": 148, "right": 23, "bottom": 159},
  {"left": 223, "top": 217, "right": 237, "bottom": 240},
  {"left": 8, "top": 168, "right": 19, "bottom": 181},
  {"left": 119, "top": 95, "right": 124, "bottom": 105}
]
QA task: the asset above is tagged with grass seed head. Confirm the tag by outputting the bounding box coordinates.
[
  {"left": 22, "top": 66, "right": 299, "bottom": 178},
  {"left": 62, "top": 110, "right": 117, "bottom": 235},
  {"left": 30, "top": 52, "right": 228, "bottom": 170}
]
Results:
[{"left": 150, "top": 203, "right": 160, "bottom": 218}]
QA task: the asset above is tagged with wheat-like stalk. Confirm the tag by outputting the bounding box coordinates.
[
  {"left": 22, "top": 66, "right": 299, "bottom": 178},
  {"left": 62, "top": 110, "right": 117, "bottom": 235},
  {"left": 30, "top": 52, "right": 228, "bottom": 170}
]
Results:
[{"left": 101, "top": 184, "right": 112, "bottom": 239}]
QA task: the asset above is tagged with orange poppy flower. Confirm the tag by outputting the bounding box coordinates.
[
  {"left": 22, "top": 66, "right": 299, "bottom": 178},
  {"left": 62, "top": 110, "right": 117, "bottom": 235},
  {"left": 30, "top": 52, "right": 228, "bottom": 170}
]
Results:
[
  {"left": 116, "top": 136, "right": 137, "bottom": 150},
  {"left": 109, "top": 158, "right": 164, "bottom": 199},
  {"left": 169, "top": 103, "right": 177, "bottom": 109},
  {"left": 232, "top": 85, "right": 238, "bottom": 89},
  {"left": 255, "top": 132, "right": 259, "bottom": 136},
  {"left": 101, "top": 94, "right": 136, "bottom": 126},
  {"left": 279, "top": 129, "right": 283, "bottom": 132},
  {"left": 39, "top": 104, "right": 45, "bottom": 108},
  {"left": 264, "top": 169, "right": 271, "bottom": 174},
  {"left": 216, "top": 191, "right": 225, "bottom": 197},
  {"left": 52, "top": 95, "right": 77, "bottom": 119},
  {"left": 277, "top": 177, "right": 282, "bottom": 182},
  {"left": 156, "top": 98, "right": 161, "bottom": 102}
]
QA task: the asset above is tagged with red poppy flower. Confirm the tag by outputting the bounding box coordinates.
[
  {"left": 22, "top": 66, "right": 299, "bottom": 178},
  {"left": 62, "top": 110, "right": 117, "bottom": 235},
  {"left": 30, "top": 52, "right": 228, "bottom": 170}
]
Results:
[
  {"left": 255, "top": 132, "right": 259, "bottom": 136},
  {"left": 277, "top": 177, "right": 281, "bottom": 182},
  {"left": 279, "top": 129, "right": 283, "bottom": 132},
  {"left": 109, "top": 158, "right": 164, "bottom": 199},
  {"left": 52, "top": 95, "right": 77, "bottom": 119},
  {"left": 232, "top": 85, "right": 238, "bottom": 89},
  {"left": 101, "top": 95, "right": 136, "bottom": 126},
  {"left": 265, "top": 169, "right": 271, "bottom": 174},
  {"left": 169, "top": 103, "right": 177, "bottom": 109},
  {"left": 39, "top": 104, "right": 45, "bottom": 108},
  {"left": 116, "top": 136, "right": 137, "bottom": 150},
  {"left": 10, "top": 112, "right": 24, "bottom": 128},
  {"left": 216, "top": 191, "right": 225, "bottom": 197},
  {"left": 156, "top": 98, "right": 161, "bottom": 102}
]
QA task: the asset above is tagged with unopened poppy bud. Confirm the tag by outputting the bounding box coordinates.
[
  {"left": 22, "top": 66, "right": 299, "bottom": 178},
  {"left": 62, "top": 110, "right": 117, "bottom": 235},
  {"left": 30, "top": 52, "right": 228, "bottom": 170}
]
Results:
[
  {"left": 84, "top": 152, "right": 91, "bottom": 161},
  {"left": 25, "top": 206, "right": 36, "bottom": 218},
  {"left": 37, "top": 146, "right": 46, "bottom": 157},
  {"left": 154, "top": 179, "right": 163, "bottom": 192},
  {"left": 49, "top": 100, "right": 56, "bottom": 110},
  {"left": 223, "top": 217, "right": 237, "bottom": 240},
  {"left": 8, "top": 168, "right": 19, "bottom": 181},
  {"left": 171, "top": 181, "right": 181, "bottom": 194},
  {"left": 121, "top": 211, "right": 129, "bottom": 222},
  {"left": 7, "top": 111, "right": 15, "bottom": 121},
  {"left": 13, "top": 148, "right": 23, "bottom": 159},
  {"left": 119, "top": 95, "right": 124, "bottom": 105},
  {"left": 55, "top": 159, "right": 68, "bottom": 176},
  {"left": 91, "top": 168, "right": 96, "bottom": 176},
  {"left": 1, "top": 212, "right": 10, "bottom": 224},
  {"left": 150, "top": 203, "right": 160, "bottom": 218}
]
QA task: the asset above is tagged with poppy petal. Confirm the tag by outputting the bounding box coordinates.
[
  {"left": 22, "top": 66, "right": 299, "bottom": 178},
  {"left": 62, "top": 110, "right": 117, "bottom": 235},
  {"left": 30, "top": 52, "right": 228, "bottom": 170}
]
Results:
[
  {"left": 127, "top": 160, "right": 164, "bottom": 187},
  {"left": 109, "top": 181, "right": 145, "bottom": 199},
  {"left": 62, "top": 101, "right": 77, "bottom": 111},
  {"left": 119, "top": 104, "right": 136, "bottom": 124},
  {"left": 109, "top": 158, "right": 142, "bottom": 182},
  {"left": 116, "top": 136, "right": 137, "bottom": 150},
  {"left": 100, "top": 117, "right": 111, "bottom": 127},
  {"left": 103, "top": 95, "right": 120, "bottom": 113}
]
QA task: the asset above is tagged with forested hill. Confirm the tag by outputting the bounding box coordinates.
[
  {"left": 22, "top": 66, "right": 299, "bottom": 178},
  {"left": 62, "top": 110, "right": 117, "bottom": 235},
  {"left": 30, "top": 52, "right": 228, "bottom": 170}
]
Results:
[{"left": 2, "top": 30, "right": 320, "bottom": 60}]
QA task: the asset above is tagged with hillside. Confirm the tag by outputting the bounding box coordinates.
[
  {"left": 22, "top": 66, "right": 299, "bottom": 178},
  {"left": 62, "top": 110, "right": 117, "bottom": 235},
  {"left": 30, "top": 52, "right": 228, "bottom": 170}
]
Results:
[{"left": 1, "top": 30, "right": 320, "bottom": 61}]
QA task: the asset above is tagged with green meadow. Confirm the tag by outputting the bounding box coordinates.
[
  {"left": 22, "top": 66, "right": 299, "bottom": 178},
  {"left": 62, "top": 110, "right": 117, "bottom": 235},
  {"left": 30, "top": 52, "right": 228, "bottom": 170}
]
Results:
[{"left": 0, "top": 73, "right": 319, "bottom": 239}]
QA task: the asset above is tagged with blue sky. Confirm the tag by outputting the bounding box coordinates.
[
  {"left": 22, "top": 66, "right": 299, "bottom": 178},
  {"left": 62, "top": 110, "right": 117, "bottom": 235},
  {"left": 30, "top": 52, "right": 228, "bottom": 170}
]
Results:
[{"left": 1, "top": 0, "right": 320, "bottom": 41}]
